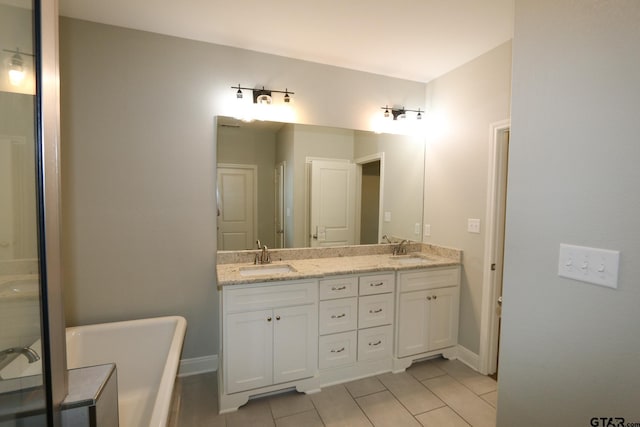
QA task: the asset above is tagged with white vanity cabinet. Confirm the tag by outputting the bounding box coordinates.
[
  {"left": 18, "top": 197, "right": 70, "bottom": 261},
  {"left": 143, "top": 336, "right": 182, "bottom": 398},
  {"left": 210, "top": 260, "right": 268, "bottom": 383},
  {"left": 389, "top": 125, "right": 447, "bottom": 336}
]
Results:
[
  {"left": 220, "top": 280, "right": 318, "bottom": 411},
  {"left": 396, "top": 267, "right": 460, "bottom": 361},
  {"left": 317, "top": 273, "right": 395, "bottom": 384}
]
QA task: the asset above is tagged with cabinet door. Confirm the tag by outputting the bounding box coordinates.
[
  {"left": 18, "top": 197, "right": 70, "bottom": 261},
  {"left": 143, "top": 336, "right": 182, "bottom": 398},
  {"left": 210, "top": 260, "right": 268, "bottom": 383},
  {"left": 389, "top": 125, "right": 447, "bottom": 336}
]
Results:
[
  {"left": 397, "top": 290, "right": 430, "bottom": 357},
  {"left": 273, "top": 305, "right": 317, "bottom": 384},
  {"left": 427, "top": 286, "right": 460, "bottom": 351},
  {"left": 225, "top": 310, "right": 273, "bottom": 393}
]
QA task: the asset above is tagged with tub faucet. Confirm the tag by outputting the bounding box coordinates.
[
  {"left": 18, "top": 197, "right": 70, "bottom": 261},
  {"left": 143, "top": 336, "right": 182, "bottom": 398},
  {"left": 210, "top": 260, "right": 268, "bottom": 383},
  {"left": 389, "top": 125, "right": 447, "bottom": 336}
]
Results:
[{"left": 0, "top": 347, "right": 40, "bottom": 372}]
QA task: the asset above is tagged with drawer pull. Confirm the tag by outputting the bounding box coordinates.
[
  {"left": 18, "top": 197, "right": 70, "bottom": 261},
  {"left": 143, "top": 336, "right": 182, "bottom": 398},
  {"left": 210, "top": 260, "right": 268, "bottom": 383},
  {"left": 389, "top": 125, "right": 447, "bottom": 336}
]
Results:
[
  {"left": 331, "top": 285, "right": 347, "bottom": 291},
  {"left": 369, "top": 282, "right": 384, "bottom": 287},
  {"left": 330, "top": 347, "right": 345, "bottom": 353},
  {"left": 368, "top": 340, "right": 382, "bottom": 346},
  {"left": 433, "top": 295, "right": 437, "bottom": 300},
  {"left": 426, "top": 296, "right": 432, "bottom": 300},
  {"left": 331, "top": 313, "right": 346, "bottom": 319},
  {"left": 369, "top": 308, "right": 383, "bottom": 314}
]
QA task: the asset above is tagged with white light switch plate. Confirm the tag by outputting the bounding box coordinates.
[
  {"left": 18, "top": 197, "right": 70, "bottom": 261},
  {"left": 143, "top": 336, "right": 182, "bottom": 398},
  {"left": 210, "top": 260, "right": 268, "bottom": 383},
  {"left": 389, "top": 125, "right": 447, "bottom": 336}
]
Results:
[
  {"left": 423, "top": 224, "right": 431, "bottom": 237},
  {"left": 558, "top": 244, "right": 620, "bottom": 289},
  {"left": 384, "top": 211, "right": 391, "bottom": 222}
]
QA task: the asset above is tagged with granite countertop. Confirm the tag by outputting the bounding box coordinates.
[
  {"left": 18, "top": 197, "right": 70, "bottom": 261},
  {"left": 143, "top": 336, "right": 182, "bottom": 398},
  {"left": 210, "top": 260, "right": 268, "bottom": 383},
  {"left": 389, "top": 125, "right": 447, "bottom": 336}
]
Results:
[{"left": 217, "top": 243, "right": 461, "bottom": 287}]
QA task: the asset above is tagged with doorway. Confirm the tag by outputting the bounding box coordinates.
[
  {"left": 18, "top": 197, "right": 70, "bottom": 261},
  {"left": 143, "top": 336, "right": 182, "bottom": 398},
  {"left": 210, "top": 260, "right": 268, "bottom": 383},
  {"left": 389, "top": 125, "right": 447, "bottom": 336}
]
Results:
[
  {"left": 359, "top": 160, "right": 381, "bottom": 244},
  {"left": 355, "top": 153, "right": 384, "bottom": 245},
  {"left": 479, "top": 121, "right": 510, "bottom": 376}
]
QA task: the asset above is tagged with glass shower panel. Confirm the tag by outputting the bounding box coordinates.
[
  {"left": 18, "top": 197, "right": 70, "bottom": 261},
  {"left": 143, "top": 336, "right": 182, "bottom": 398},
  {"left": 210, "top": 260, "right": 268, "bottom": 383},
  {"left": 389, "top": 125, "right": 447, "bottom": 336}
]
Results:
[{"left": 0, "top": 0, "right": 46, "bottom": 424}]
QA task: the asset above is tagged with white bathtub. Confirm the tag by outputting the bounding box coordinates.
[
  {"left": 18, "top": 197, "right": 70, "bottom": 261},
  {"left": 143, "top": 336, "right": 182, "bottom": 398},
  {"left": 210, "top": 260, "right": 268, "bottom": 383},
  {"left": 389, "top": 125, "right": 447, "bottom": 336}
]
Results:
[{"left": 66, "top": 316, "right": 187, "bottom": 427}]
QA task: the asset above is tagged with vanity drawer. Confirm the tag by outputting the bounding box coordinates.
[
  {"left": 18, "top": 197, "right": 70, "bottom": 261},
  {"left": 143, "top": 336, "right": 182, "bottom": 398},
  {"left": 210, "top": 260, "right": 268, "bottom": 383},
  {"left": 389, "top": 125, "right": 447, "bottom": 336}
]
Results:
[
  {"left": 319, "top": 330, "right": 357, "bottom": 369},
  {"left": 358, "top": 293, "right": 394, "bottom": 329},
  {"left": 224, "top": 281, "right": 317, "bottom": 313},
  {"left": 319, "top": 276, "right": 358, "bottom": 300},
  {"left": 398, "top": 267, "right": 460, "bottom": 293},
  {"left": 358, "top": 273, "right": 394, "bottom": 296},
  {"left": 357, "top": 325, "right": 393, "bottom": 362},
  {"left": 319, "top": 298, "right": 358, "bottom": 335}
]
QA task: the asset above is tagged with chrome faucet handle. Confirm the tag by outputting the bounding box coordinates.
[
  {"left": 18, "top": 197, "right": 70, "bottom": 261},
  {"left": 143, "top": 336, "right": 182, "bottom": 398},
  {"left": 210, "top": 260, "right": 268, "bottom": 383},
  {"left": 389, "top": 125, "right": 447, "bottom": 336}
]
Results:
[
  {"left": 256, "top": 239, "right": 262, "bottom": 249},
  {"left": 261, "top": 245, "right": 271, "bottom": 264}
]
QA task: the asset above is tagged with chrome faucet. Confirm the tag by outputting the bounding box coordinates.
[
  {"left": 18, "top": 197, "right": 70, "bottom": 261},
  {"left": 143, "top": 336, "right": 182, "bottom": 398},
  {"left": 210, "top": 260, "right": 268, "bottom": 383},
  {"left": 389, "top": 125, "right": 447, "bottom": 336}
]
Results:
[
  {"left": 382, "top": 234, "right": 393, "bottom": 244},
  {"left": 0, "top": 347, "right": 40, "bottom": 372},
  {"left": 393, "top": 239, "right": 409, "bottom": 255},
  {"left": 254, "top": 240, "right": 271, "bottom": 264}
]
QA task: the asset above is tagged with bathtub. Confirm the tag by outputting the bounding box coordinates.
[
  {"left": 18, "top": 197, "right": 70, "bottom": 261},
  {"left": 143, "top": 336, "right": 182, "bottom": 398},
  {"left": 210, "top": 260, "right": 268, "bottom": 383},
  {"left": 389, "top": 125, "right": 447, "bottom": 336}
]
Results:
[{"left": 66, "top": 316, "right": 187, "bottom": 427}]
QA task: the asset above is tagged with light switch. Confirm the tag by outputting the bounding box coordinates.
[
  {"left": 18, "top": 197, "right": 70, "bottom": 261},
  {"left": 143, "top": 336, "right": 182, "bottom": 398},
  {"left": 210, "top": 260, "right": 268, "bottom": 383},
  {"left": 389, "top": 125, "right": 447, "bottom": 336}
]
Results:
[
  {"left": 558, "top": 244, "right": 620, "bottom": 289},
  {"left": 467, "top": 218, "right": 481, "bottom": 233},
  {"left": 423, "top": 224, "right": 431, "bottom": 237},
  {"left": 384, "top": 211, "right": 391, "bottom": 222},
  {"left": 414, "top": 223, "right": 421, "bottom": 235}
]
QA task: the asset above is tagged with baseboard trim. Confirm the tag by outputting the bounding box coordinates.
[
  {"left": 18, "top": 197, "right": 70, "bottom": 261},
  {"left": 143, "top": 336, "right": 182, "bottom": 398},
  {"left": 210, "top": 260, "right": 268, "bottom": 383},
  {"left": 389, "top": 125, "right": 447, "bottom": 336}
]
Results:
[
  {"left": 456, "top": 345, "right": 480, "bottom": 372},
  {"left": 178, "top": 354, "right": 218, "bottom": 377}
]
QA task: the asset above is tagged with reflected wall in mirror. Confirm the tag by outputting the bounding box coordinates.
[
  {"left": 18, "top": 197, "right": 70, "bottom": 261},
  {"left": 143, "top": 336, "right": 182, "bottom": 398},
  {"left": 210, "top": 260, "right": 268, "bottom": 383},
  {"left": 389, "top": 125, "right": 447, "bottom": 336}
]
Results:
[{"left": 216, "top": 116, "right": 425, "bottom": 250}]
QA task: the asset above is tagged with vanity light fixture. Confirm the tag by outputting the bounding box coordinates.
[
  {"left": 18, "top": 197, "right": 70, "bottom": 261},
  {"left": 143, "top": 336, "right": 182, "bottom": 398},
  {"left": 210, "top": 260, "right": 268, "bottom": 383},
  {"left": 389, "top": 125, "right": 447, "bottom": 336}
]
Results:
[
  {"left": 381, "top": 105, "right": 424, "bottom": 120},
  {"left": 231, "top": 85, "right": 295, "bottom": 104},
  {"left": 4, "top": 48, "right": 33, "bottom": 86}
]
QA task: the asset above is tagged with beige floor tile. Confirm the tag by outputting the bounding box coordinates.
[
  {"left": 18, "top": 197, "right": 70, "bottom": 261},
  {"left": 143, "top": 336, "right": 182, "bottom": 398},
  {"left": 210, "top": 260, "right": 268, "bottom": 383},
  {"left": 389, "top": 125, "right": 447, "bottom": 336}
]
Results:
[
  {"left": 416, "top": 406, "right": 471, "bottom": 427},
  {"left": 423, "top": 375, "right": 496, "bottom": 427},
  {"left": 480, "top": 391, "right": 498, "bottom": 408},
  {"left": 275, "top": 409, "right": 324, "bottom": 427},
  {"left": 431, "top": 359, "right": 498, "bottom": 395},
  {"left": 344, "top": 376, "right": 386, "bottom": 398},
  {"left": 178, "top": 373, "right": 226, "bottom": 427},
  {"left": 225, "top": 398, "right": 275, "bottom": 427},
  {"left": 406, "top": 360, "right": 447, "bottom": 381},
  {"left": 311, "top": 384, "right": 372, "bottom": 427},
  {"left": 377, "top": 372, "right": 445, "bottom": 415},
  {"left": 267, "top": 390, "right": 315, "bottom": 419},
  {"left": 356, "top": 390, "right": 421, "bottom": 427}
]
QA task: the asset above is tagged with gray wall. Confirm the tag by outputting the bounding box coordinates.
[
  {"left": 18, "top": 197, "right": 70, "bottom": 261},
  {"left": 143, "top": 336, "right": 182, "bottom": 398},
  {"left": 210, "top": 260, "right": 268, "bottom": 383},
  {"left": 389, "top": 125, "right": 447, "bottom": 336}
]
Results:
[
  {"left": 498, "top": 1, "right": 640, "bottom": 425},
  {"left": 59, "top": 18, "right": 425, "bottom": 359},
  {"left": 423, "top": 41, "right": 512, "bottom": 354}
]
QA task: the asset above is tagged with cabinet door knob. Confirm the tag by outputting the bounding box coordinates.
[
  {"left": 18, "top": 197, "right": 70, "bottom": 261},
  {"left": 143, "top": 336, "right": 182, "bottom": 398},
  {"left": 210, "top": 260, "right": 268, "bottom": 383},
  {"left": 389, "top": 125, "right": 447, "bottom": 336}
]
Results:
[
  {"left": 426, "top": 296, "right": 432, "bottom": 300},
  {"left": 433, "top": 295, "right": 437, "bottom": 300},
  {"left": 275, "top": 315, "right": 281, "bottom": 320},
  {"left": 267, "top": 317, "right": 272, "bottom": 322}
]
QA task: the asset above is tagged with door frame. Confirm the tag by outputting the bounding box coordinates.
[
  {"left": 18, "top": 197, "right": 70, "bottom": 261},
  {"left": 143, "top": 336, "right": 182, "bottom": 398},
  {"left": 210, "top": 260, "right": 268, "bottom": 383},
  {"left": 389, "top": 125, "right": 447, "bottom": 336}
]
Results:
[{"left": 479, "top": 119, "right": 510, "bottom": 375}]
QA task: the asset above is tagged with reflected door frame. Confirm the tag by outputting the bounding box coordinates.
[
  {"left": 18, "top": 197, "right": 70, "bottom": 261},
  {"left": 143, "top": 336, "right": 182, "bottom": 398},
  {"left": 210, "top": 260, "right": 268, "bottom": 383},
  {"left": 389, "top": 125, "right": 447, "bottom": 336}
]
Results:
[
  {"left": 355, "top": 152, "right": 385, "bottom": 245},
  {"left": 217, "top": 163, "right": 258, "bottom": 250}
]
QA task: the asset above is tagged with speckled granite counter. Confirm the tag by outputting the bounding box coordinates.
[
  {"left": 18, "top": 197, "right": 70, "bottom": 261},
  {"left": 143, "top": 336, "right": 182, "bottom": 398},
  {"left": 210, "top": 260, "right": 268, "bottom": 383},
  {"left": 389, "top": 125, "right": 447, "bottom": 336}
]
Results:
[{"left": 217, "top": 243, "right": 461, "bottom": 287}]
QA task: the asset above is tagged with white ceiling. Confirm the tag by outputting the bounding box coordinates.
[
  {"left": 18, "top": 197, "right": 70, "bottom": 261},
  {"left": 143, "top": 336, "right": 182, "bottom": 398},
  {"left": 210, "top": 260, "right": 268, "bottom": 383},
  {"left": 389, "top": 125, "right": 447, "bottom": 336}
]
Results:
[{"left": 59, "top": 0, "right": 514, "bottom": 83}]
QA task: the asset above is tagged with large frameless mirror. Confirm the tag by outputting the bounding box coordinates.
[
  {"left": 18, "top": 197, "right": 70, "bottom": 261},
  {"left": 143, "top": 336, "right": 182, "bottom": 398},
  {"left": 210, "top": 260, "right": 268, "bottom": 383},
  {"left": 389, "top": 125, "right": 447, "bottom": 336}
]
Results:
[{"left": 216, "top": 116, "right": 426, "bottom": 251}]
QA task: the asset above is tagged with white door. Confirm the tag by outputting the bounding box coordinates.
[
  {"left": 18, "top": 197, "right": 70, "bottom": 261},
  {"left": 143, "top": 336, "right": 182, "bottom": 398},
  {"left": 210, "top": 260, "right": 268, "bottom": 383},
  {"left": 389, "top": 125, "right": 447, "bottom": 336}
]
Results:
[
  {"left": 273, "top": 304, "right": 317, "bottom": 384},
  {"left": 310, "top": 160, "right": 356, "bottom": 247},
  {"left": 274, "top": 162, "right": 285, "bottom": 248},
  {"left": 225, "top": 310, "right": 273, "bottom": 393},
  {"left": 217, "top": 165, "right": 257, "bottom": 250}
]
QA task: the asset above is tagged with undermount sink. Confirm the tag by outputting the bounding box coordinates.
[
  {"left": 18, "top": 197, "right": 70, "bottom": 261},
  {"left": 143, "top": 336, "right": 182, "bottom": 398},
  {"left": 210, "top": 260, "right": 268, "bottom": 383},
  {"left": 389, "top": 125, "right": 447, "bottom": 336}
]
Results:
[
  {"left": 389, "top": 254, "right": 432, "bottom": 265},
  {"left": 239, "top": 264, "right": 296, "bottom": 277}
]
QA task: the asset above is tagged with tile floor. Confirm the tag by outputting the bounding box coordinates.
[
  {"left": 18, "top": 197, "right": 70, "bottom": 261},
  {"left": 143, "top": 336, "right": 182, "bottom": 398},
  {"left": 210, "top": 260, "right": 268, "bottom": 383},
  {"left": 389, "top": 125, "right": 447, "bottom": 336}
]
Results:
[{"left": 172, "top": 357, "right": 497, "bottom": 427}]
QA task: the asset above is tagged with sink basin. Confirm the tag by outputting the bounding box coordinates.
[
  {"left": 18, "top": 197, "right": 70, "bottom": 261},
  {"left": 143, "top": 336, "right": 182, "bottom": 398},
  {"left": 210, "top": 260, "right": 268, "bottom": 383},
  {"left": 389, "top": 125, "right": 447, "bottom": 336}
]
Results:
[
  {"left": 389, "top": 254, "right": 432, "bottom": 265},
  {"left": 239, "top": 264, "right": 296, "bottom": 277}
]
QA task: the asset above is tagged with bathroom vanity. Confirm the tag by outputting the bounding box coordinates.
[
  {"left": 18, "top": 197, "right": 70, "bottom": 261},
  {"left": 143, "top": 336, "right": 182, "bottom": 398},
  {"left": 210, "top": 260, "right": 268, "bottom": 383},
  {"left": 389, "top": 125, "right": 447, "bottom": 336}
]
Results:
[{"left": 216, "top": 243, "right": 461, "bottom": 413}]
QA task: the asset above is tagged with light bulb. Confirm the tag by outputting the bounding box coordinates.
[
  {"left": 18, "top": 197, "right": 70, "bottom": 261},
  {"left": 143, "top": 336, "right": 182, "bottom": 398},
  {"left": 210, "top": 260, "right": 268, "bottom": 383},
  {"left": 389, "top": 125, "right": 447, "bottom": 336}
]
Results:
[{"left": 8, "top": 53, "right": 25, "bottom": 86}]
